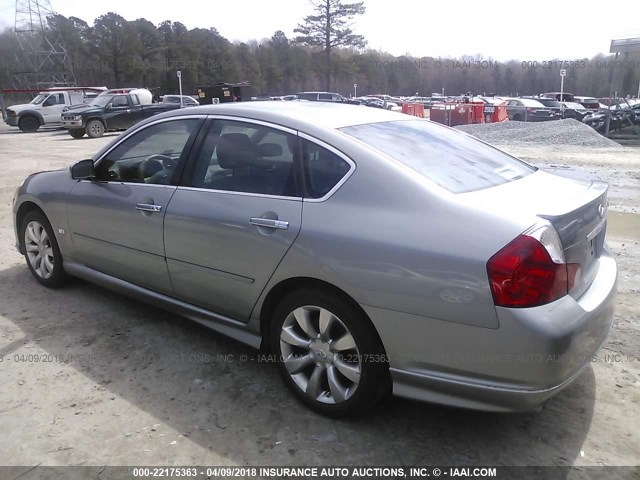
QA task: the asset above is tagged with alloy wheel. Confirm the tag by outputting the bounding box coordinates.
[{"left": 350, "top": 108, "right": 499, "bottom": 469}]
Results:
[
  {"left": 279, "top": 305, "right": 361, "bottom": 404},
  {"left": 24, "top": 220, "right": 55, "bottom": 279}
]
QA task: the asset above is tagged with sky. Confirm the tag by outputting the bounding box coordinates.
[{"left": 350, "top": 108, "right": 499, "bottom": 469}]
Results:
[{"left": 0, "top": 0, "right": 639, "bottom": 60}]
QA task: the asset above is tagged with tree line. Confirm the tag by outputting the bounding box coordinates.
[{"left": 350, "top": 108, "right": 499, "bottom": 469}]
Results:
[{"left": 0, "top": 11, "right": 639, "bottom": 100}]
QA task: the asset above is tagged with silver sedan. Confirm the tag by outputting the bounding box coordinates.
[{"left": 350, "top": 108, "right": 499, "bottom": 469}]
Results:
[{"left": 13, "top": 102, "right": 617, "bottom": 416}]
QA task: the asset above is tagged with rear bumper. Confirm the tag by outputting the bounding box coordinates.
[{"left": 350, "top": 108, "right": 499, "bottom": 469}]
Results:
[{"left": 365, "top": 247, "right": 617, "bottom": 412}]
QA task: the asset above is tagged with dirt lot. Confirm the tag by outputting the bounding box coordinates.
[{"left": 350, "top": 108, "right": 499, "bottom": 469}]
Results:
[{"left": 0, "top": 123, "right": 639, "bottom": 476}]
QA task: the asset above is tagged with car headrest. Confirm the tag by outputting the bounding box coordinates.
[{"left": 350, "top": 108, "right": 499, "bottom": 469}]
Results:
[
  {"left": 217, "top": 133, "right": 258, "bottom": 169},
  {"left": 257, "top": 143, "right": 283, "bottom": 157}
]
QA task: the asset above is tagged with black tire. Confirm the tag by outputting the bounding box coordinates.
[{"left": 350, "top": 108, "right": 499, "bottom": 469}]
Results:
[
  {"left": 86, "top": 119, "right": 105, "bottom": 138},
  {"left": 18, "top": 116, "right": 40, "bottom": 133},
  {"left": 69, "top": 128, "right": 85, "bottom": 139},
  {"left": 21, "top": 210, "right": 67, "bottom": 288},
  {"left": 270, "top": 288, "right": 390, "bottom": 417}
]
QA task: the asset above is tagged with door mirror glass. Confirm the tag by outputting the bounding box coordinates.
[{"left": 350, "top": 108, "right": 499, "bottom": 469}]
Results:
[{"left": 70, "top": 159, "right": 95, "bottom": 179}]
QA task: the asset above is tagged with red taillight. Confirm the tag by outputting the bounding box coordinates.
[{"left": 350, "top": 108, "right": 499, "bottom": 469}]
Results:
[{"left": 487, "top": 222, "right": 580, "bottom": 308}]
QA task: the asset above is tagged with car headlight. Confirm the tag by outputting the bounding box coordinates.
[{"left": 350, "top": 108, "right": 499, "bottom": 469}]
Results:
[{"left": 8, "top": 110, "right": 16, "bottom": 117}]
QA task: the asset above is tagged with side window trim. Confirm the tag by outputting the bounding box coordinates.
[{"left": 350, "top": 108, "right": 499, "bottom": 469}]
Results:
[
  {"left": 298, "top": 132, "right": 356, "bottom": 202},
  {"left": 94, "top": 115, "right": 208, "bottom": 168},
  {"left": 92, "top": 116, "right": 206, "bottom": 185}
]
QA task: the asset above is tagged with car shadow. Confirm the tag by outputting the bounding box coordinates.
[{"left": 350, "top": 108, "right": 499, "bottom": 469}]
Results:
[{"left": 0, "top": 263, "right": 595, "bottom": 470}]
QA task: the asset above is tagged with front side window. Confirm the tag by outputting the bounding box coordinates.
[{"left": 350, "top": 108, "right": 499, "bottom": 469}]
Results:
[
  {"left": 188, "top": 120, "right": 299, "bottom": 197},
  {"left": 95, "top": 119, "right": 200, "bottom": 184},
  {"left": 111, "top": 95, "right": 128, "bottom": 107},
  {"left": 340, "top": 120, "right": 534, "bottom": 194}
]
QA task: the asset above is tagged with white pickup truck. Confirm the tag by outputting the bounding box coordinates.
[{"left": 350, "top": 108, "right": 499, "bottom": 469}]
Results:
[{"left": 4, "top": 88, "right": 106, "bottom": 132}]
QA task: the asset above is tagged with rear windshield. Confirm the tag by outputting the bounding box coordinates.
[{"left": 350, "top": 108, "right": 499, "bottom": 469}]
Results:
[{"left": 340, "top": 120, "right": 535, "bottom": 193}]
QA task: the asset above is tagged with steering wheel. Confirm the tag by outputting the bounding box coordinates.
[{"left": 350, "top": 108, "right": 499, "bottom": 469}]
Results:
[{"left": 138, "top": 154, "right": 178, "bottom": 183}]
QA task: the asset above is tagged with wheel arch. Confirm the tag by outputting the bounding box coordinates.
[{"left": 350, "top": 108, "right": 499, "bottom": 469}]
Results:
[
  {"left": 15, "top": 201, "right": 47, "bottom": 253},
  {"left": 258, "top": 276, "right": 387, "bottom": 356},
  {"left": 86, "top": 117, "right": 107, "bottom": 129},
  {"left": 17, "top": 110, "right": 44, "bottom": 125}
]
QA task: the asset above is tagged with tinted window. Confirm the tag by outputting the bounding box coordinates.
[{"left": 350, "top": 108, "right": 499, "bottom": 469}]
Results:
[
  {"left": 111, "top": 95, "right": 128, "bottom": 107},
  {"left": 301, "top": 139, "right": 351, "bottom": 198},
  {"left": 95, "top": 119, "right": 200, "bottom": 184},
  {"left": 297, "top": 93, "right": 317, "bottom": 101},
  {"left": 318, "top": 93, "right": 332, "bottom": 101},
  {"left": 340, "top": 120, "right": 534, "bottom": 194},
  {"left": 189, "top": 120, "right": 299, "bottom": 197},
  {"left": 131, "top": 94, "right": 140, "bottom": 105}
]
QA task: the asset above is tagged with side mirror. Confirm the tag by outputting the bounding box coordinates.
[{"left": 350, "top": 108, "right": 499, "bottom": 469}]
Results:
[
  {"left": 106, "top": 102, "right": 113, "bottom": 109},
  {"left": 70, "top": 159, "right": 95, "bottom": 180}
]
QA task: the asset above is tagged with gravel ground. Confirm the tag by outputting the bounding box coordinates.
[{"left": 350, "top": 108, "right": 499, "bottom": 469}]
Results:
[
  {"left": 455, "top": 119, "right": 620, "bottom": 147},
  {"left": 0, "top": 124, "right": 639, "bottom": 477}
]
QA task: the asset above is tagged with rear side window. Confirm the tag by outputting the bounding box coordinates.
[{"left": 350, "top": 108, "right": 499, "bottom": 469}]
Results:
[
  {"left": 297, "top": 93, "right": 317, "bottom": 101},
  {"left": 340, "top": 120, "right": 535, "bottom": 193},
  {"left": 301, "top": 139, "right": 351, "bottom": 198}
]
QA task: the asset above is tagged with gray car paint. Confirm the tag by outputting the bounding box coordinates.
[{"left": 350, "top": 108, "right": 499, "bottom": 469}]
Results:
[{"left": 13, "top": 102, "right": 617, "bottom": 412}]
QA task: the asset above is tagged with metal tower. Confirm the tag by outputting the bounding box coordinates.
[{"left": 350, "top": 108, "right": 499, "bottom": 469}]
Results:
[{"left": 13, "top": 0, "right": 76, "bottom": 89}]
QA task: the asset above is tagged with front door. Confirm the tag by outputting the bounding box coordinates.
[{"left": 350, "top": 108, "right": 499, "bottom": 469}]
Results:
[
  {"left": 66, "top": 117, "right": 203, "bottom": 294},
  {"left": 164, "top": 118, "right": 303, "bottom": 320},
  {"left": 104, "top": 94, "right": 141, "bottom": 130},
  {"left": 40, "top": 93, "right": 66, "bottom": 123}
]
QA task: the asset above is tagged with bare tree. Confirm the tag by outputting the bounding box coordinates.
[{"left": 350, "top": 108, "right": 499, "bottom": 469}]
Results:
[{"left": 294, "top": 0, "right": 366, "bottom": 91}]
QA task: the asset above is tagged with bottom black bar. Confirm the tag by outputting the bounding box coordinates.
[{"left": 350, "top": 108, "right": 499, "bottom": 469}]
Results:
[{"left": 0, "top": 465, "right": 638, "bottom": 480}]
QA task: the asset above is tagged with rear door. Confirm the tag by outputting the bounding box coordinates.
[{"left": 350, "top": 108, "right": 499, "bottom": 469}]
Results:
[{"left": 163, "top": 117, "right": 303, "bottom": 320}]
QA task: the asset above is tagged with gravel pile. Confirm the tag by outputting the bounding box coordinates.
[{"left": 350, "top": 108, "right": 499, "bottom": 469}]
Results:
[{"left": 455, "top": 118, "right": 619, "bottom": 147}]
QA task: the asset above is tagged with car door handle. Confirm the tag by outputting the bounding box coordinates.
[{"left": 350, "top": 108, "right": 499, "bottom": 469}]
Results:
[
  {"left": 250, "top": 218, "right": 289, "bottom": 230},
  {"left": 136, "top": 203, "right": 162, "bottom": 213}
]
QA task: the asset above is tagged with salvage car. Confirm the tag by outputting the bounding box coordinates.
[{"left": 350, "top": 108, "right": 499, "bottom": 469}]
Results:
[
  {"left": 505, "top": 98, "right": 558, "bottom": 122},
  {"left": 13, "top": 102, "right": 617, "bottom": 416}
]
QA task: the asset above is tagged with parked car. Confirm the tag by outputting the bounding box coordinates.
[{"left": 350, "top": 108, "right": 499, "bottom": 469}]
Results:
[
  {"left": 505, "top": 98, "right": 558, "bottom": 122},
  {"left": 282, "top": 95, "right": 297, "bottom": 101},
  {"left": 61, "top": 89, "right": 180, "bottom": 138},
  {"left": 524, "top": 97, "right": 562, "bottom": 117},
  {"left": 524, "top": 97, "right": 588, "bottom": 120},
  {"left": 354, "top": 96, "right": 386, "bottom": 108},
  {"left": 561, "top": 101, "right": 590, "bottom": 121},
  {"left": 296, "top": 91, "right": 359, "bottom": 104},
  {"left": 13, "top": 102, "right": 616, "bottom": 416},
  {"left": 541, "top": 92, "right": 576, "bottom": 102},
  {"left": 161, "top": 95, "right": 200, "bottom": 106},
  {"left": 4, "top": 87, "right": 107, "bottom": 132},
  {"left": 573, "top": 96, "right": 600, "bottom": 110}
]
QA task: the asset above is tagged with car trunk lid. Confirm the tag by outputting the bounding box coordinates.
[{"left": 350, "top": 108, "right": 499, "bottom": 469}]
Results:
[{"left": 460, "top": 170, "right": 609, "bottom": 300}]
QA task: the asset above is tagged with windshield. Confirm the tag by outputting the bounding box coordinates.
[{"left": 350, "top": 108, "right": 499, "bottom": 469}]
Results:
[
  {"left": 30, "top": 94, "right": 47, "bottom": 105},
  {"left": 564, "top": 102, "right": 585, "bottom": 109},
  {"left": 90, "top": 93, "right": 114, "bottom": 107},
  {"left": 340, "top": 120, "right": 535, "bottom": 193}
]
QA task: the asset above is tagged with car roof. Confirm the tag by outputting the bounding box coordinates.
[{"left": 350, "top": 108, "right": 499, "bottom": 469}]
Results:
[{"left": 150, "top": 101, "right": 409, "bottom": 129}]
